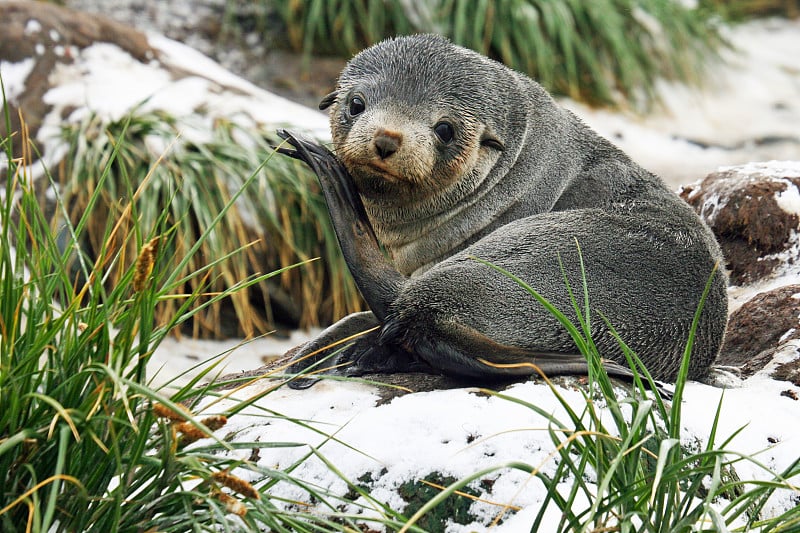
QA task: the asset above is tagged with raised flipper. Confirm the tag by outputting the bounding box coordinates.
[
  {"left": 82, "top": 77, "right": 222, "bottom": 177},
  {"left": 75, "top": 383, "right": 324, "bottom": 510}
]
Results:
[
  {"left": 276, "top": 130, "right": 402, "bottom": 320},
  {"left": 276, "top": 131, "right": 432, "bottom": 386}
]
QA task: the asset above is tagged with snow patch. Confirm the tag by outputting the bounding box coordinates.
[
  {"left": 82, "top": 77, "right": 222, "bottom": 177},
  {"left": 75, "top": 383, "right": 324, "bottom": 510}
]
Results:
[
  {"left": 43, "top": 42, "right": 174, "bottom": 123},
  {"left": 718, "top": 160, "right": 800, "bottom": 178},
  {"left": 146, "top": 33, "right": 329, "bottom": 137},
  {"left": 775, "top": 179, "right": 800, "bottom": 215},
  {"left": 24, "top": 19, "right": 42, "bottom": 35},
  {"left": 31, "top": 35, "right": 329, "bottom": 177},
  {"left": 182, "top": 371, "right": 800, "bottom": 530},
  {"left": 0, "top": 58, "right": 35, "bottom": 102},
  {"left": 779, "top": 328, "right": 797, "bottom": 343}
]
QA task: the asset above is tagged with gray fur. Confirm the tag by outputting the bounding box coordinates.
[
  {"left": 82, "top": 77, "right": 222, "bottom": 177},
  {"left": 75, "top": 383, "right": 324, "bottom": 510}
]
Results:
[{"left": 283, "top": 34, "right": 727, "bottom": 384}]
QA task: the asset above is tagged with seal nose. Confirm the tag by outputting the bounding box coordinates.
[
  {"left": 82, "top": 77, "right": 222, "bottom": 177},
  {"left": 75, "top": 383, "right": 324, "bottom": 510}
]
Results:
[{"left": 373, "top": 129, "right": 403, "bottom": 160}]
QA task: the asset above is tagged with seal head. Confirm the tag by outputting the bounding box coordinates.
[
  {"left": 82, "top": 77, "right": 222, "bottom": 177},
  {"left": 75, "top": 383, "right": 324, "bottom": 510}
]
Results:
[{"left": 321, "top": 34, "right": 583, "bottom": 275}]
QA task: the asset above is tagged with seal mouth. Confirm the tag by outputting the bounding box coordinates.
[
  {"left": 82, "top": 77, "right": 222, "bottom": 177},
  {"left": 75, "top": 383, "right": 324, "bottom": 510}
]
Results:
[{"left": 365, "top": 162, "right": 406, "bottom": 182}]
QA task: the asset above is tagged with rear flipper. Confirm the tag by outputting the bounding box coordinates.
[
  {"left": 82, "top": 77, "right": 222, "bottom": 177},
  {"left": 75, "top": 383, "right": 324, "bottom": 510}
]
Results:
[
  {"left": 377, "top": 316, "right": 672, "bottom": 397},
  {"left": 285, "top": 311, "right": 378, "bottom": 389},
  {"left": 285, "top": 312, "right": 435, "bottom": 390},
  {"left": 380, "top": 314, "right": 633, "bottom": 380}
]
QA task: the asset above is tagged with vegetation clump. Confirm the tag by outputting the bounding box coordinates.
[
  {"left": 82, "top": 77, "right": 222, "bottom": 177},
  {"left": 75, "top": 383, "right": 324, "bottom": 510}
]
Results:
[
  {"left": 55, "top": 111, "right": 364, "bottom": 338},
  {"left": 276, "top": 0, "right": 729, "bottom": 109}
]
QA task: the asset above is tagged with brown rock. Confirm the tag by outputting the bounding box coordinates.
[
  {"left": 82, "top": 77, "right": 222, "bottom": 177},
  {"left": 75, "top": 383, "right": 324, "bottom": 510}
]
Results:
[
  {"left": 680, "top": 165, "right": 800, "bottom": 285},
  {"left": 773, "top": 357, "right": 800, "bottom": 387},
  {"left": 716, "top": 284, "right": 800, "bottom": 385}
]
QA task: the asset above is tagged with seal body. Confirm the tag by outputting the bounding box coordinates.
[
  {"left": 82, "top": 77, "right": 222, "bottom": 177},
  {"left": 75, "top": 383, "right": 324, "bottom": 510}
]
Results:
[{"left": 281, "top": 34, "right": 727, "bottom": 384}]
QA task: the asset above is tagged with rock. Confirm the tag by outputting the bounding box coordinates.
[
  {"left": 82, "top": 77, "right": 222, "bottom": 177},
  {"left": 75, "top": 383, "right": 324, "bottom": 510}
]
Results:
[
  {"left": 215, "top": 355, "right": 632, "bottom": 406},
  {"left": 679, "top": 161, "right": 800, "bottom": 286},
  {"left": 682, "top": 161, "right": 800, "bottom": 386},
  {"left": 773, "top": 355, "right": 800, "bottom": 387},
  {"left": 716, "top": 284, "right": 800, "bottom": 385},
  {"left": 0, "top": 0, "right": 329, "bottom": 176},
  {"left": 0, "top": 1, "right": 155, "bottom": 157}
]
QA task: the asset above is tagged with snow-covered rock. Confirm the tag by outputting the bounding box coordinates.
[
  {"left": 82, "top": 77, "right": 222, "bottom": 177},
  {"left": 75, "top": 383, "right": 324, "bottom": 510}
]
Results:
[
  {"left": 188, "top": 360, "right": 800, "bottom": 531},
  {"left": 0, "top": 0, "right": 328, "bottom": 180},
  {"left": 681, "top": 161, "right": 800, "bottom": 389},
  {"left": 679, "top": 161, "right": 800, "bottom": 287}
]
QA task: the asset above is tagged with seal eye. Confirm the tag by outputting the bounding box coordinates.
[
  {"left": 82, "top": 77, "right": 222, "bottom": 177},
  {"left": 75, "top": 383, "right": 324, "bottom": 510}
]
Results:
[
  {"left": 434, "top": 122, "right": 454, "bottom": 144},
  {"left": 349, "top": 96, "right": 366, "bottom": 116}
]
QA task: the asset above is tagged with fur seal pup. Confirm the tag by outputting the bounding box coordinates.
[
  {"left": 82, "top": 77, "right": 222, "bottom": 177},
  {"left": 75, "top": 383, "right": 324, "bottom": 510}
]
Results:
[{"left": 277, "top": 34, "right": 727, "bottom": 387}]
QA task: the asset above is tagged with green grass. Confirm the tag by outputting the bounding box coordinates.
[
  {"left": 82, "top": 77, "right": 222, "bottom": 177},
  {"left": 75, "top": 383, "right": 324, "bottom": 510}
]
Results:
[
  {"left": 55, "top": 110, "right": 364, "bottom": 339},
  {"left": 274, "top": 0, "right": 728, "bottom": 109},
  {"left": 0, "top": 89, "right": 359, "bottom": 532}
]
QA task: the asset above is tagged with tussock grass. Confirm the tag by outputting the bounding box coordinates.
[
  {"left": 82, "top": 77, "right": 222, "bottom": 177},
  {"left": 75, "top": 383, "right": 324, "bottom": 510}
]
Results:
[
  {"left": 56, "top": 111, "right": 363, "bottom": 338},
  {"left": 276, "top": 0, "right": 727, "bottom": 109},
  {"left": 0, "top": 90, "right": 366, "bottom": 531}
]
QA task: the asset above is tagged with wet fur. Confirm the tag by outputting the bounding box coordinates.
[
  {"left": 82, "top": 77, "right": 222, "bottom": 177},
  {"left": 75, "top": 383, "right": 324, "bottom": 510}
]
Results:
[{"left": 280, "top": 34, "right": 728, "bottom": 386}]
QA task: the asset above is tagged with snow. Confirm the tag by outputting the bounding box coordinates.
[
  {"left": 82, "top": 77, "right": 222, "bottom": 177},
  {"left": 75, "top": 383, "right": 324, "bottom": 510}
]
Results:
[
  {"left": 563, "top": 18, "right": 800, "bottom": 188},
  {"left": 24, "top": 18, "right": 42, "bottom": 35},
  {"left": 149, "top": 329, "right": 319, "bottom": 388},
  {"left": 189, "top": 380, "right": 587, "bottom": 530},
  {"left": 775, "top": 179, "right": 800, "bottom": 215},
  {"left": 3, "top": 26, "right": 329, "bottom": 182},
  {"left": 43, "top": 42, "right": 172, "bottom": 123},
  {"left": 37, "top": 37, "right": 329, "bottom": 146},
  {"left": 0, "top": 57, "right": 35, "bottom": 102},
  {"left": 682, "top": 374, "right": 800, "bottom": 515},
  {"left": 719, "top": 160, "right": 800, "bottom": 178},
  {"left": 2, "top": 9, "right": 800, "bottom": 530},
  {"left": 184, "top": 370, "right": 799, "bottom": 531}
]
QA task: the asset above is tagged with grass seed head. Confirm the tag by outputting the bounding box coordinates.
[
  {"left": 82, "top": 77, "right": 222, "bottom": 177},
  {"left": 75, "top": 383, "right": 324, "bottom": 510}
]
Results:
[
  {"left": 176, "top": 415, "right": 227, "bottom": 445},
  {"left": 212, "top": 470, "right": 260, "bottom": 500},
  {"left": 214, "top": 491, "right": 247, "bottom": 516},
  {"left": 133, "top": 237, "right": 160, "bottom": 292},
  {"left": 200, "top": 415, "right": 228, "bottom": 431},
  {"left": 152, "top": 402, "right": 191, "bottom": 422}
]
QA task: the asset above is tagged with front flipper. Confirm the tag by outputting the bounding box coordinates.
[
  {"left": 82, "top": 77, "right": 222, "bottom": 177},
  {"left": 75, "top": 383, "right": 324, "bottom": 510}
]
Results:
[
  {"left": 285, "top": 311, "right": 433, "bottom": 389},
  {"left": 285, "top": 311, "right": 379, "bottom": 389},
  {"left": 276, "top": 130, "right": 404, "bottom": 321}
]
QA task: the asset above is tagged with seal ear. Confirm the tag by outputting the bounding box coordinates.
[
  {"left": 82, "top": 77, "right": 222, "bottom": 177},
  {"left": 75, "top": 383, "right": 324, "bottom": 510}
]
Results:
[
  {"left": 480, "top": 132, "right": 504, "bottom": 151},
  {"left": 319, "top": 91, "right": 338, "bottom": 110}
]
